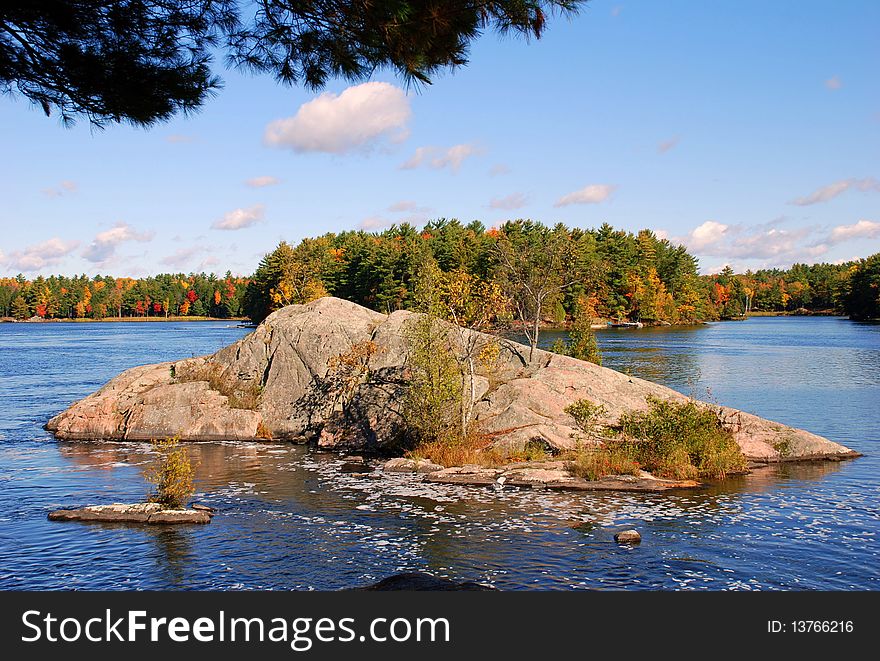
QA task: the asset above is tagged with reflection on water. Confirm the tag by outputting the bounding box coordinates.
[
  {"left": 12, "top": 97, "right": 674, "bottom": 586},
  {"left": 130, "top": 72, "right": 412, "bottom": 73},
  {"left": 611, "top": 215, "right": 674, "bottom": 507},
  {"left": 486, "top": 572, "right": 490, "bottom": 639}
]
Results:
[{"left": 0, "top": 317, "right": 878, "bottom": 590}]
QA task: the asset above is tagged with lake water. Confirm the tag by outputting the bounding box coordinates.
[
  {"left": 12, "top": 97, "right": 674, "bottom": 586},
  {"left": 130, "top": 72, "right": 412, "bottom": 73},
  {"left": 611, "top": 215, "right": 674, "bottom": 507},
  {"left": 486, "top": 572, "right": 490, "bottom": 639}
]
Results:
[{"left": 0, "top": 317, "right": 877, "bottom": 590}]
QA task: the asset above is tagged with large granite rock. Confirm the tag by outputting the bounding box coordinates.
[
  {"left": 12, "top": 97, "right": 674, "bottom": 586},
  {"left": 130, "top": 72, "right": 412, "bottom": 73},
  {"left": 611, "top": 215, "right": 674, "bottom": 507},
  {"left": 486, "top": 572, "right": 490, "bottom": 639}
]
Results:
[{"left": 46, "top": 297, "right": 860, "bottom": 463}]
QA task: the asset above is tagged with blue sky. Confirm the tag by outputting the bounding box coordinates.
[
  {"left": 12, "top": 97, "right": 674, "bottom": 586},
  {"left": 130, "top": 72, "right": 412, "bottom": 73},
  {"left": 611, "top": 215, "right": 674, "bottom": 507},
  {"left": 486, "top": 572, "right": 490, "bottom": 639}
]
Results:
[{"left": 1, "top": 0, "right": 878, "bottom": 277}]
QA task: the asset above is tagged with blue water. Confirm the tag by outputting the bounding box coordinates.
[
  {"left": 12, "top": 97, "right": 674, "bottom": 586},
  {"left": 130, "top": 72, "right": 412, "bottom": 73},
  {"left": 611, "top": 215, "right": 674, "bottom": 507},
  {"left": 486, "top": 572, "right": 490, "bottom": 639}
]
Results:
[{"left": 0, "top": 317, "right": 877, "bottom": 590}]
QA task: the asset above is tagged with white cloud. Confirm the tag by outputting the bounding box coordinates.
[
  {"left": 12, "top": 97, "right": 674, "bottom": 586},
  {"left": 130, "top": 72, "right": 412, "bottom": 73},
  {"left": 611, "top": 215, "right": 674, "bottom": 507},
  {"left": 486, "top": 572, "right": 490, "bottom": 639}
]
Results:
[
  {"left": 400, "top": 146, "right": 432, "bottom": 170},
  {"left": 654, "top": 229, "right": 669, "bottom": 241},
  {"left": 677, "top": 220, "right": 824, "bottom": 264},
  {"left": 682, "top": 220, "right": 730, "bottom": 251},
  {"left": 358, "top": 216, "right": 394, "bottom": 231},
  {"left": 42, "top": 180, "right": 77, "bottom": 198},
  {"left": 400, "top": 143, "right": 482, "bottom": 173},
  {"left": 611, "top": 5, "right": 623, "bottom": 17},
  {"left": 489, "top": 163, "right": 511, "bottom": 176},
  {"left": 264, "top": 82, "right": 411, "bottom": 154},
  {"left": 727, "top": 227, "right": 815, "bottom": 259},
  {"left": 554, "top": 184, "right": 616, "bottom": 207},
  {"left": 679, "top": 217, "right": 880, "bottom": 271},
  {"left": 388, "top": 201, "right": 415, "bottom": 213},
  {"left": 790, "top": 177, "right": 880, "bottom": 206},
  {"left": 161, "top": 246, "right": 205, "bottom": 269},
  {"left": 82, "top": 223, "right": 153, "bottom": 263},
  {"left": 166, "top": 134, "right": 195, "bottom": 144},
  {"left": 245, "top": 176, "right": 281, "bottom": 188},
  {"left": 489, "top": 192, "right": 528, "bottom": 210},
  {"left": 704, "top": 263, "right": 732, "bottom": 276},
  {"left": 433, "top": 144, "right": 480, "bottom": 171},
  {"left": 2, "top": 237, "right": 79, "bottom": 272},
  {"left": 825, "top": 76, "right": 842, "bottom": 90},
  {"left": 804, "top": 243, "right": 830, "bottom": 258},
  {"left": 198, "top": 256, "right": 221, "bottom": 271},
  {"left": 212, "top": 205, "right": 265, "bottom": 231},
  {"left": 658, "top": 136, "right": 680, "bottom": 154},
  {"left": 828, "top": 219, "right": 880, "bottom": 244}
]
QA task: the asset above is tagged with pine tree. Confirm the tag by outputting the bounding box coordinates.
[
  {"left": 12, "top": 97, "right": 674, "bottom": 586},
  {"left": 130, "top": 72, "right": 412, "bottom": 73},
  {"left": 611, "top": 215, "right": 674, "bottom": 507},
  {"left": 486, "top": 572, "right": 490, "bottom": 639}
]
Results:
[{"left": 11, "top": 296, "right": 30, "bottom": 320}]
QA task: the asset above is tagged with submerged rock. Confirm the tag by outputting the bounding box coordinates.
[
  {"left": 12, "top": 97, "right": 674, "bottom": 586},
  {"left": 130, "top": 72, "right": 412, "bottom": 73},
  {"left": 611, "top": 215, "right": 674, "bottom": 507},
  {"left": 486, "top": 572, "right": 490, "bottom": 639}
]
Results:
[
  {"left": 47, "top": 503, "right": 211, "bottom": 524},
  {"left": 46, "top": 297, "right": 860, "bottom": 464}
]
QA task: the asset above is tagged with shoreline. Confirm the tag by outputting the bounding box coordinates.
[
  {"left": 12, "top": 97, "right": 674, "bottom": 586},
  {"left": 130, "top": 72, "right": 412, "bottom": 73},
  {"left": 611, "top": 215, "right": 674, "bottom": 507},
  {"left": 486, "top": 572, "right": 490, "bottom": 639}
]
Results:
[
  {"left": 2, "top": 311, "right": 855, "bottom": 328},
  {"left": 1, "top": 316, "right": 250, "bottom": 324}
]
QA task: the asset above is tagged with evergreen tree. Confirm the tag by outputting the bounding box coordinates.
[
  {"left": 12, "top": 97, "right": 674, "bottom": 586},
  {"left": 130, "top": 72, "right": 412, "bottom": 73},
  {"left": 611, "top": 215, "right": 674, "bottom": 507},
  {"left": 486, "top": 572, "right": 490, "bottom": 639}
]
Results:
[
  {"left": 11, "top": 295, "right": 30, "bottom": 320},
  {"left": 2, "top": 1, "right": 584, "bottom": 126}
]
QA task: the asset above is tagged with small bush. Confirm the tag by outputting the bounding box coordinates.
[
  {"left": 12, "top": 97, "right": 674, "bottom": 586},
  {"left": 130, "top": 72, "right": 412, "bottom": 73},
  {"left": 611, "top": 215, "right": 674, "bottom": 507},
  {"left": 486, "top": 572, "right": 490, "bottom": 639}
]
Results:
[
  {"left": 256, "top": 421, "right": 273, "bottom": 440},
  {"left": 773, "top": 436, "right": 793, "bottom": 458},
  {"left": 617, "top": 396, "right": 747, "bottom": 480},
  {"left": 563, "top": 396, "right": 747, "bottom": 481},
  {"left": 146, "top": 437, "right": 195, "bottom": 509},
  {"left": 564, "top": 400, "right": 607, "bottom": 437}
]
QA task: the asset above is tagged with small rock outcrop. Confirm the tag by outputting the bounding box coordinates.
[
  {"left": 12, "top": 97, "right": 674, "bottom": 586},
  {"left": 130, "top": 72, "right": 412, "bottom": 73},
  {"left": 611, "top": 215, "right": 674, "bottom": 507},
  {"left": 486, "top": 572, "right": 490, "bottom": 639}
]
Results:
[
  {"left": 48, "top": 503, "right": 211, "bottom": 524},
  {"left": 402, "top": 460, "right": 699, "bottom": 492},
  {"left": 614, "top": 529, "right": 642, "bottom": 544},
  {"left": 46, "top": 297, "right": 860, "bottom": 464}
]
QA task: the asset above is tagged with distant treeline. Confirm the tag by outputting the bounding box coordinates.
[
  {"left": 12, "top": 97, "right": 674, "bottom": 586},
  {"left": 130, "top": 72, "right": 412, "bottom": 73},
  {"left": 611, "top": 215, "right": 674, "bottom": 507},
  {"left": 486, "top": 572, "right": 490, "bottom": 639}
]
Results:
[
  {"left": 243, "top": 220, "right": 880, "bottom": 324},
  {"left": 708, "top": 255, "right": 879, "bottom": 320},
  {"left": 2, "top": 221, "right": 878, "bottom": 323},
  {"left": 0, "top": 272, "right": 248, "bottom": 320}
]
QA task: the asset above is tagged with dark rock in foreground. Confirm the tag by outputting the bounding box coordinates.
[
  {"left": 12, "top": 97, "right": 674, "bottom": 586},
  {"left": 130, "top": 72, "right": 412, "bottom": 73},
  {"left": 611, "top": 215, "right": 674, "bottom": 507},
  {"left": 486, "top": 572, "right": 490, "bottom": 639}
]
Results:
[
  {"left": 357, "top": 572, "right": 496, "bottom": 591},
  {"left": 48, "top": 503, "right": 211, "bottom": 524},
  {"left": 46, "top": 297, "right": 860, "bottom": 464}
]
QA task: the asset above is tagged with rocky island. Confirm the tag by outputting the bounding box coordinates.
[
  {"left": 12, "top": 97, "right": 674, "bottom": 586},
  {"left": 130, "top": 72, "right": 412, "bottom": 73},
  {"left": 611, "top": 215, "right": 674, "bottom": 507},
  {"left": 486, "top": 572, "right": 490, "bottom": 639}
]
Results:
[{"left": 46, "top": 297, "right": 859, "bottom": 489}]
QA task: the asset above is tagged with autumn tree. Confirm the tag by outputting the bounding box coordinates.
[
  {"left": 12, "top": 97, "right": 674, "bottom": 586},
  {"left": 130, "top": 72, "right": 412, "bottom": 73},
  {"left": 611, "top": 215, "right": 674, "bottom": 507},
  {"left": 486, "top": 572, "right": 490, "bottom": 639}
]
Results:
[
  {"left": 402, "top": 265, "right": 463, "bottom": 446},
  {"left": 494, "top": 220, "right": 582, "bottom": 361},
  {"left": 2, "top": 1, "right": 584, "bottom": 127},
  {"left": 434, "top": 266, "right": 508, "bottom": 435}
]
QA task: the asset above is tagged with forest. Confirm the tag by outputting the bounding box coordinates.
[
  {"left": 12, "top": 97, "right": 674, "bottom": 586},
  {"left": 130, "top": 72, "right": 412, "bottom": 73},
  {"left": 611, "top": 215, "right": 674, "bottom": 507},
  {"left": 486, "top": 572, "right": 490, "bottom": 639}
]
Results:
[
  {"left": 0, "top": 272, "right": 248, "bottom": 321},
  {"left": 2, "top": 220, "right": 878, "bottom": 323}
]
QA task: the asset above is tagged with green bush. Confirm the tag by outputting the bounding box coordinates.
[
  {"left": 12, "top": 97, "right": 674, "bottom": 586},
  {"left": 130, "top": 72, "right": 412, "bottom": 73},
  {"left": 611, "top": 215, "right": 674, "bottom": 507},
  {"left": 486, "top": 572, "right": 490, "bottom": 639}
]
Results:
[
  {"left": 563, "top": 396, "right": 747, "bottom": 481},
  {"left": 564, "top": 399, "right": 607, "bottom": 437},
  {"left": 617, "top": 396, "right": 747, "bottom": 480}
]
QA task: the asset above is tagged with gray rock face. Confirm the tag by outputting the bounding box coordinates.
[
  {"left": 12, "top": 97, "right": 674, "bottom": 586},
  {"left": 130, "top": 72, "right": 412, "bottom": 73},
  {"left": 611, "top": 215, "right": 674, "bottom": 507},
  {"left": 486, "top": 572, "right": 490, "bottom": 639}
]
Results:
[{"left": 46, "top": 297, "right": 860, "bottom": 463}]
